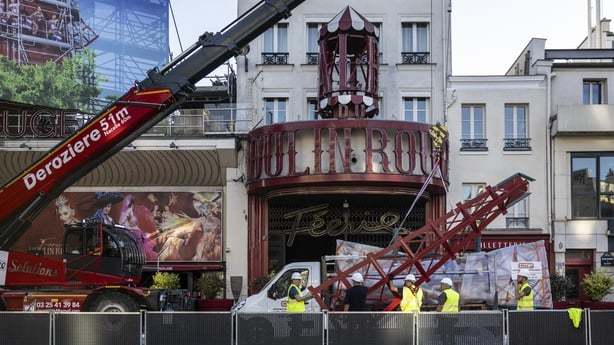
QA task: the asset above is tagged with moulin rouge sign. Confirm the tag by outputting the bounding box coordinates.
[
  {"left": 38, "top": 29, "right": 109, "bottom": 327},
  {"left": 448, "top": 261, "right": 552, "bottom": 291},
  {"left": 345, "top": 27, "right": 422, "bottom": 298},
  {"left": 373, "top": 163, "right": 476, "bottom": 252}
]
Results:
[
  {"left": 0, "top": 109, "right": 88, "bottom": 138},
  {"left": 247, "top": 120, "right": 448, "bottom": 187}
]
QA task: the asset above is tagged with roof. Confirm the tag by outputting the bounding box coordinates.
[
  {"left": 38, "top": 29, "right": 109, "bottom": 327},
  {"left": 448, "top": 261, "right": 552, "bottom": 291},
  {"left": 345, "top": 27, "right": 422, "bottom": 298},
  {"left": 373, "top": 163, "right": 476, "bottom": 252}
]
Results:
[{"left": 322, "top": 6, "right": 378, "bottom": 37}]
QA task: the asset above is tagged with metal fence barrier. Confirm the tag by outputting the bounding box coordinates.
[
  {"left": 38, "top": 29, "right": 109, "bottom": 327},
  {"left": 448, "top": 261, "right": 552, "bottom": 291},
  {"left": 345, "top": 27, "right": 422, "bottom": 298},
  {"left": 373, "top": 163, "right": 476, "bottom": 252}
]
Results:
[
  {"left": 588, "top": 310, "right": 614, "bottom": 345},
  {"left": 328, "top": 312, "right": 414, "bottom": 345},
  {"left": 145, "top": 312, "right": 232, "bottom": 345},
  {"left": 508, "top": 310, "right": 587, "bottom": 345},
  {"left": 236, "top": 313, "right": 323, "bottom": 345},
  {"left": 54, "top": 312, "right": 141, "bottom": 345},
  {"left": 2, "top": 309, "right": 614, "bottom": 345},
  {"left": 418, "top": 311, "right": 504, "bottom": 345},
  {"left": 0, "top": 312, "right": 51, "bottom": 345}
]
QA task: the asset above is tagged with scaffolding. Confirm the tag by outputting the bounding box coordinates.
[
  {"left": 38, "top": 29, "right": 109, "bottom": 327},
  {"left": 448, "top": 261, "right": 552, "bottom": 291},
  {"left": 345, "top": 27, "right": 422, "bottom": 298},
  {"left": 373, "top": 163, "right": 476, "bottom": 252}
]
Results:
[
  {"left": 79, "top": 0, "right": 169, "bottom": 98},
  {"left": 0, "top": 0, "right": 97, "bottom": 64}
]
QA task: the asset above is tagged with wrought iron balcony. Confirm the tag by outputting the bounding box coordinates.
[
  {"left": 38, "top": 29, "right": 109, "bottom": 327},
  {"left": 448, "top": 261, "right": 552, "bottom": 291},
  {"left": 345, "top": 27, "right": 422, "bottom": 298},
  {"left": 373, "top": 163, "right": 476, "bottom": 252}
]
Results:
[
  {"left": 262, "top": 52, "right": 289, "bottom": 65},
  {"left": 503, "top": 138, "right": 531, "bottom": 151},
  {"left": 506, "top": 217, "right": 529, "bottom": 229},
  {"left": 306, "top": 52, "right": 319, "bottom": 65},
  {"left": 401, "top": 52, "right": 430, "bottom": 64},
  {"left": 460, "top": 138, "right": 488, "bottom": 151}
]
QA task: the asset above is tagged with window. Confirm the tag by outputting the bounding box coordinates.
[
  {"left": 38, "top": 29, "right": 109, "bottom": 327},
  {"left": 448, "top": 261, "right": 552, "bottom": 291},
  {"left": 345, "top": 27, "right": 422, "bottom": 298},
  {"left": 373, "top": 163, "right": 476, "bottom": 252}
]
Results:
[
  {"left": 269, "top": 269, "right": 309, "bottom": 300},
  {"left": 402, "top": 23, "right": 428, "bottom": 52},
  {"left": 463, "top": 183, "right": 486, "bottom": 201},
  {"left": 263, "top": 24, "right": 289, "bottom": 64},
  {"left": 461, "top": 105, "right": 487, "bottom": 151},
  {"left": 306, "top": 23, "right": 322, "bottom": 64},
  {"left": 583, "top": 80, "right": 604, "bottom": 104},
  {"left": 571, "top": 154, "right": 614, "bottom": 218},
  {"left": 307, "top": 98, "right": 318, "bottom": 120},
  {"left": 403, "top": 97, "right": 429, "bottom": 123},
  {"left": 401, "top": 23, "right": 429, "bottom": 64},
  {"left": 506, "top": 198, "right": 529, "bottom": 228},
  {"left": 264, "top": 98, "right": 287, "bottom": 124},
  {"left": 64, "top": 230, "right": 83, "bottom": 255},
  {"left": 504, "top": 104, "right": 530, "bottom": 151}
]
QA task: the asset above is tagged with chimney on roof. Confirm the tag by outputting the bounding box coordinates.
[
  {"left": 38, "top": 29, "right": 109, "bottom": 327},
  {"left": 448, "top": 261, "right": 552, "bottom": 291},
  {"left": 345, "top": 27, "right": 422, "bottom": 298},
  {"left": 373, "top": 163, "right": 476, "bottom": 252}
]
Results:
[
  {"left": 596, "top": 0, "right": 602, "bottom": 48},
  {"left": 587, "top": 0, "right": 593, "bottom": 48}
]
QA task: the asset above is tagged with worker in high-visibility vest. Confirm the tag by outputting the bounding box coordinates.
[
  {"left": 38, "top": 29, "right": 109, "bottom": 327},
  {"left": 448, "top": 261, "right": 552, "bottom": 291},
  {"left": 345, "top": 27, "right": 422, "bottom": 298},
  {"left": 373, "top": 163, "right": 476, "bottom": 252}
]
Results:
[
  {"left": 515, "top": 269, "right": 534, "bottom": 310},
  {"left": 436, "top": 277, "right": 459, "bottom": 313},
  {"left": 287, "top": 272, "right": 311, "bottom": 313},
  {"left": 388, "top": 274, "right": 423, "bottom": 313}
]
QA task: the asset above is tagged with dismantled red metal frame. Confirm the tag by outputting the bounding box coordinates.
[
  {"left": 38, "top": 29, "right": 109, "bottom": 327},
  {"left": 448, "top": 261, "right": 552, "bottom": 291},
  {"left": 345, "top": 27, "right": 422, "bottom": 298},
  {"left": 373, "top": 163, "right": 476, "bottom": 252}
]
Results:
[{"left": 308, "top": 173, "right": 533, "bottom": 310}]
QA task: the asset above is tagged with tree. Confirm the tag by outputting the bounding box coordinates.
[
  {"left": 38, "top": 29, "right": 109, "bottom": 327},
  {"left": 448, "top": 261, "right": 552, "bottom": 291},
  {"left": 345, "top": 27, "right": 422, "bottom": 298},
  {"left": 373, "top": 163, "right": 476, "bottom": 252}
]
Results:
[{"left": 0, "top": 49, "right": 101, "bottom": 112}]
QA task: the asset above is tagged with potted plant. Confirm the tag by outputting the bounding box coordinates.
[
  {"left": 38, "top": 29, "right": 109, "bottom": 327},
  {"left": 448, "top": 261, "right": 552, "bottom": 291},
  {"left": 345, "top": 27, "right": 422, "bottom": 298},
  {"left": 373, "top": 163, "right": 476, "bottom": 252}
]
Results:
[
  {"left": 151, "top": 272, "right": 181, "bottom": 290},
  {"left": 581, "top": 270, "right": 614, "bottom": 309},
  {"left": 249, "top": 270, "right": 276, "bottom": 295},
  {"left": 550, "top": 272, "right": 574, "bottom": 309},
  {"left": 196, "top": 272, "right": 234, "bottom": 311}
]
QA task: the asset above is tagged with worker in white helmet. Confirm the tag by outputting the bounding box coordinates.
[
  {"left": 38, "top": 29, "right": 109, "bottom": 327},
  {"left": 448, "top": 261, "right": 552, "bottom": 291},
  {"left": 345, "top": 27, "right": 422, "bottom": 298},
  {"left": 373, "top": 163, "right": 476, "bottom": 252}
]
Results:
[
  {"left": 515, "top": 269, "right": 534, "bottom": 310},
  {"left": 343, "top": 272, "right": 368, "bottom": 311},
  {"left": 388, "top": 273, "right": 423, "bottom": 313},
  {"left": 436, "top": 277, "right": 459, "bottom": 313},
  {"left": 286, "top": 272, "right": 311, "bottom": 313}
]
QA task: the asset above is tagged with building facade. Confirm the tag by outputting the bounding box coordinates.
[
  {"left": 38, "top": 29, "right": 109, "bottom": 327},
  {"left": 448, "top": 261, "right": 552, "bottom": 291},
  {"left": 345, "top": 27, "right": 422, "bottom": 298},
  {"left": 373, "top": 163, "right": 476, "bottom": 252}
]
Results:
[
  {"left": 234, "top": 0, "right": 452, "bottom": 292},
  {"left": 447, "top": 75, "right": 550, "bottom": 253}
]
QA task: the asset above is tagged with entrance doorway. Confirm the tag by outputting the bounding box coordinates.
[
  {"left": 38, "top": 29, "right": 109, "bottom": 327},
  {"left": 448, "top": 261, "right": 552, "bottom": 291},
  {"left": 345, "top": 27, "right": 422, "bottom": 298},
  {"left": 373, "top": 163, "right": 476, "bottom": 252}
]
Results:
[
  {"left": 267, "top": 194, "right": 426, "bottom": 272},
  {"left": 565, "top": 249, "right": 594, "bottom": 302}
]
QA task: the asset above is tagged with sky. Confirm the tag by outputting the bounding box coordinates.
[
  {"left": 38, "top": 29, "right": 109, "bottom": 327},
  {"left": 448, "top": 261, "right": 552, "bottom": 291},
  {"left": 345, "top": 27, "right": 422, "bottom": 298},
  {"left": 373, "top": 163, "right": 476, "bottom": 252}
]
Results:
[{"left": 169, "top": 0, "right": 614, "bottom": 76}]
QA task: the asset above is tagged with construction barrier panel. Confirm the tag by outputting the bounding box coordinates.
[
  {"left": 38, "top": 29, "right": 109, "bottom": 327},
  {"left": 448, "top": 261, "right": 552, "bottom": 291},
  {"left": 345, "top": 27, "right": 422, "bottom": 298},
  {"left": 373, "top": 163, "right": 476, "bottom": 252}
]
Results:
[
  {"left": 236, "top": 313, "right": 323, "bottom": 345},
  {"left": 508, "top": 310, "right": 587, "bottom": 345},
  {"left": 145, "top": 312, "right": 232, "bottom": 345},
  {"left": 328, "top": 312, "right": 414, "bottom": 345},
  {"left": 54, "top": 312, "right": 141, "bottom": 345},
  {"left": 0, "top": 312, "right": 51, "bottom": 345},
  {"left": 589, "top": 310, "right": 614, "bottom": 345},
  {"left": 417, "top": 311, "right": 503, "bottom": 345}
]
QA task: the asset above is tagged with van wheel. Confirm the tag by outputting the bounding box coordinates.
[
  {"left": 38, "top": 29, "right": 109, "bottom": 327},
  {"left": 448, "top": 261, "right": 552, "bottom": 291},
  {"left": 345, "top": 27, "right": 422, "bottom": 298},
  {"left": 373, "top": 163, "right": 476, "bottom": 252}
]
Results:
[{"left": 89, "top": 292, "right": 139, "bottom": 312}]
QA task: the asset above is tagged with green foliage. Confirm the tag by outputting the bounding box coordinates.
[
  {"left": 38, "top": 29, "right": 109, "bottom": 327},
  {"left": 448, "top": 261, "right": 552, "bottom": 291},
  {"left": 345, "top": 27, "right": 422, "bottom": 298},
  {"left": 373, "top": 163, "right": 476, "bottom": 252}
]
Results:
[
  {"left": 0, "top": 49, "right": 100, "bottom": 112},
  {"left": 196, "top": 272, "right": 225, "bottom": 299},
  {"left": 550, "top": 272, "right": 574, "bottom": 301},
  {"left": 151, "top": 272, "right": 181, "bottom": 290},
  {"left": 581, "top": 270, "right": 614, "bottom": 301}
]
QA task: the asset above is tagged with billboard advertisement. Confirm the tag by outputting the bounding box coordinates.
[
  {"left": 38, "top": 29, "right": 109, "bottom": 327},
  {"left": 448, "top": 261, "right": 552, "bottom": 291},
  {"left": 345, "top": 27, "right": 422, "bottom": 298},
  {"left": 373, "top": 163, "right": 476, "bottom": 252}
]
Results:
[{"left": 12, "top": 191, "right": 223, "bottom": 262}]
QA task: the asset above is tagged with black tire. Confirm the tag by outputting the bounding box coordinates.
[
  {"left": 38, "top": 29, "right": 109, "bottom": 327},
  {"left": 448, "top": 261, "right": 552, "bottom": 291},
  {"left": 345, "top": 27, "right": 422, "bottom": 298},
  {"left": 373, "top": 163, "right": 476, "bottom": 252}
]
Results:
[{"left": 89, "top": 291, "right": 139, "bottom": 312}]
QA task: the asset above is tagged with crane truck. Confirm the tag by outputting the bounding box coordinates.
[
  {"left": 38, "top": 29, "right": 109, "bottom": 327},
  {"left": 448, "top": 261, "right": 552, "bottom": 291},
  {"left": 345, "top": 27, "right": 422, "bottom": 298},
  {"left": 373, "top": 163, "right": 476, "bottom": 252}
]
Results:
[
  {"left": 0, "top": 0, "right": 307, "bottom": 312},
  {"left": 0, "top": 0, "right": 534, "bottom": 314}
]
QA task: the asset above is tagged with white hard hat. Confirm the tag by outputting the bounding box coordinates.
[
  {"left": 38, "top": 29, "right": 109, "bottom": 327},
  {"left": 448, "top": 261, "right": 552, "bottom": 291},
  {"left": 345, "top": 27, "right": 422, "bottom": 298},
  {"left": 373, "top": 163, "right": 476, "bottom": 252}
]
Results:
[
  {"left": 404, "top": 274, "right": 417, "bottom": 282},
  {"left": 351, "top": 272, "right": 364, "bottom": 283},
  {"left": 291, "top": 272, "right": 302, "bottom": 280},
  {"left": 441, "top": 277, "right": 453, "bottom": 286},
  {"left": 518, "top": 269, "right": 530, "bottom": 279}
]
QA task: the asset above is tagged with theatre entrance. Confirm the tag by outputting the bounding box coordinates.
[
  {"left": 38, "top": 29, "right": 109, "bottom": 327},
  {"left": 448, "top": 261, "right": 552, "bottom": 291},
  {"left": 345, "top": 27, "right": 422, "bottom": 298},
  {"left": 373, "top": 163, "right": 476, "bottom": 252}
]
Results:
[{"left": 267, "top": 194, "right": 426, "bottom": 272}]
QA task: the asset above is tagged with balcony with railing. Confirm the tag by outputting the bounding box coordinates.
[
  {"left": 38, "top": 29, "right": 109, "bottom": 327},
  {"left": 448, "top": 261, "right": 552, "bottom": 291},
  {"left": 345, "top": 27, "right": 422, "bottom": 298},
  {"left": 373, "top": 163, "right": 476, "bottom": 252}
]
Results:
[
  {"left": 552, "top": 104, "right": 614, "bottom": 136},
  {"left": 262, "top": 52, "right": 289, "bottom": 65},
  {"left": 503, "top": 138, "right": 531, "bottom": 151},
  {"left": 306, "top": 52, "right": 319, "bottom": 65},
  {"left": 460, "top": 138, "right": 488, "bottom": 151},
  {"left": 506, "top": 217, "right": 530, "bottom": 229},
  {"left": 0, "top": 105, "right": 255, "bottom": 139},
  {"left": 401, "top": 52, "right": 430, "bottom": 64}
]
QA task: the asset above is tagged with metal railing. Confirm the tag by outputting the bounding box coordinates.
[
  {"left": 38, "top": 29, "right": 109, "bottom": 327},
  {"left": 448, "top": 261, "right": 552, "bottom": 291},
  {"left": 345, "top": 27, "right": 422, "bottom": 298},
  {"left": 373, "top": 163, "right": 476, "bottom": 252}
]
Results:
[
  {"left": 306, "top": 52, "right": 319, "bottom": 65},
  {"left": 503, "top": 138, "right": 531, "bottom": 151},
  {"left": 506, "top": 217, "right": 529, "bottom": 228},
  {"left": 0, "top": 309, "right": 610, "bottom": 345},
  {"left": 1, "top": 106, "right": 254, "bottom": 139},
  {"left": 401, "top": 52, "right": 430, "bottom": 64},
  {"left": 146, "top": 107, "right": 255, "bottom": 137},
  {"left": 460, "top": 138, "right": 488, "bottom": 151},
  {"left": 262, "top": 52, "right": 289, "bottom": 65}
]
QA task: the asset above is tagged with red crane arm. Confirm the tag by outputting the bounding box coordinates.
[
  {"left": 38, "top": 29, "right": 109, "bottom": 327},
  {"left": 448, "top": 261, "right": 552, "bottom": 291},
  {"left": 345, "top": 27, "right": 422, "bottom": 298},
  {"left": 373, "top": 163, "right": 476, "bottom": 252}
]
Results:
[{"left": 307, "top": 173, "right": 533, "bottom": 310}]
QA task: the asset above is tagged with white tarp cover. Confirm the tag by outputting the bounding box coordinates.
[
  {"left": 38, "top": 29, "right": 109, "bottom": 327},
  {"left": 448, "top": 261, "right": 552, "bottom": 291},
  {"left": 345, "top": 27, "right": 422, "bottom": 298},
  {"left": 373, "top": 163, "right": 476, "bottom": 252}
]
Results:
[{"left": 335, "top": 239, "right": 552, "bottom": 308}]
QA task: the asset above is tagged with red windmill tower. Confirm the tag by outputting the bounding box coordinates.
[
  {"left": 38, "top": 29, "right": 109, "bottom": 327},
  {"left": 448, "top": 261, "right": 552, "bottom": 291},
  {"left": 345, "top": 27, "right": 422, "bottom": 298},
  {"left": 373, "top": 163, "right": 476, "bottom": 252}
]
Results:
[{"left": 318, "top": 6, "right": 380, "bottom": 119}]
